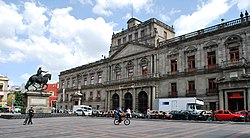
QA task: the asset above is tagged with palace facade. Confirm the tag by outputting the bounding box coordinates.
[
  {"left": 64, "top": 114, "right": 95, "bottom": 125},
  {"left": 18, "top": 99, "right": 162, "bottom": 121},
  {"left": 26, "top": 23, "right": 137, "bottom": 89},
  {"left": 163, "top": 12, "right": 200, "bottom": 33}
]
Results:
[{"left": 58, "top": 14, "right": 250, "bottom": 113}]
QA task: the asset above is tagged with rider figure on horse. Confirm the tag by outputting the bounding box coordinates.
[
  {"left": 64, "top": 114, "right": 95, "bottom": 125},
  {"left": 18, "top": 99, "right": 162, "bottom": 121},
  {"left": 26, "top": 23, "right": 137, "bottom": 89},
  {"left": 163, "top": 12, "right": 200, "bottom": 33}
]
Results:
[{"left": 36, "top": 67, "right": 47, "bottom": 83}]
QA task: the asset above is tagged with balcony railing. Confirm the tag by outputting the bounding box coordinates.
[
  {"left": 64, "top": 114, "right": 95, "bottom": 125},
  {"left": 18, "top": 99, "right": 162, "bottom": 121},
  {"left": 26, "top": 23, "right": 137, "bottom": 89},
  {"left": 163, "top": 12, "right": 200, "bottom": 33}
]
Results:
[
  {"left": 168, "top": 91, "right": 178, "bottom": 98},
  {"left": 95, "top": 97, "right": 101, "bottom": 102},
  {"left": 206, "top": 88, "right": 219, "bottom": 96},
  {"left": 221, "top": 58, "right": 246, "bottom": 69},
  {"left": 104, "top": 73, "right": 159, "bottom": 85},
  {"left": 186, "top": 90, "right": 196, "bottom": 97},
  {"left": 158, "top": 16, "right": 250, "bottom": 47}
]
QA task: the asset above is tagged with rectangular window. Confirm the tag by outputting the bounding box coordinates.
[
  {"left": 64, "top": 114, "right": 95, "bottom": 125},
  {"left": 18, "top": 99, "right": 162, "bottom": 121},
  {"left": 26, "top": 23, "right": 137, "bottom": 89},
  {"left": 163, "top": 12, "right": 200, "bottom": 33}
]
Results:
[
  {"left": 135, "top": 32, "right": 138, "bottom": 40},
  {"left": 207, "top": 51, "right": 216, "bottom": 69},
  {"left": 0, "top": 83, "right": 3, "bottom": 91},
  {"left": 129, "top": 34, "right": 132, "bottom": 41},
  {"left": 77, "top": 80, "right": 81, "bottom": 88},
  {"left": 123, "top": 37, "right": 126, "bottom": 43},
  {"left": 84, "top": 78, "right": 87, "bottom": 85},
  {"left": 61, "top": 81, "right": 65, "bottom": 89},
  {"left": 72, "top": 80, "right": 76, "bottom": 87},
  {"left": 67, "top": 80, "right": 70, "bottom": 88},
  {"left": 171, "top": 59, "right": 177, "bottom": 73},
  {"left": 118, "top": 39, "right": 121, "bottom": 45},
  {"left": 164, "top": 31, "right": 167, "bottom": 39},
  {"left": 128, "top": 69, "right": 133, "bottom": 78},
  {"left": 208, "top": 78, "right": 217, "bottom": 89},
  {"left": 229, "top": 47, "right": 239, "bottom": 62},
  {"left": 188, "top": 55, "right": 196, "bottom": 71},
  {"left": 171, "top": 83, "right": 177, "bottom": 93},
  {"left": 141, "top": 30, "right": 145, "bottom": 37},
  {"left": 142, "top": 66, "right": 148, "bottom": 76},
  {"left": 188, "top": 81, "right": 195, "bottom": 93},
  {"left": 98, "top": 74, "right": 102, "bottom": 83},
  {"left": 116, "top": 72, "right": 121, "bottom": 80},
  {"left": 90, "top": 76, "right": 94, "bottom": 84}
]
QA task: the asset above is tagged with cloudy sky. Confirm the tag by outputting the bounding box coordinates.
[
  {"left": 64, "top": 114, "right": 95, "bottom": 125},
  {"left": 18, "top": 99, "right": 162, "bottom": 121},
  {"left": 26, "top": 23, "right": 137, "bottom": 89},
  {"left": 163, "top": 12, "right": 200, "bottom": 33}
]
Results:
[{"left": 0, "top": 0, "right": 250, "bottom": 88}]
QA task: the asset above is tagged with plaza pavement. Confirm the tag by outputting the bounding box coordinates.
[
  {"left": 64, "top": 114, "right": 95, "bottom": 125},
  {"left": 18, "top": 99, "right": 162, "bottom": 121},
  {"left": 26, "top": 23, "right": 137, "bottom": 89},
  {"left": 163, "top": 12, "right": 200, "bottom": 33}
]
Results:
[{"left": 1, "top": 116, "right": 250, "bottom": 138}]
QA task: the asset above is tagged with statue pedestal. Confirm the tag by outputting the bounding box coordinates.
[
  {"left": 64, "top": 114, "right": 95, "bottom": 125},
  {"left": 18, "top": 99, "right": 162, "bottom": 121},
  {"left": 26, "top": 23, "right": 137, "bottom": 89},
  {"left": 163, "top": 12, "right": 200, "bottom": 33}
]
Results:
[{"left": 23, "top": 91, "right": 51, "bottom": 113}]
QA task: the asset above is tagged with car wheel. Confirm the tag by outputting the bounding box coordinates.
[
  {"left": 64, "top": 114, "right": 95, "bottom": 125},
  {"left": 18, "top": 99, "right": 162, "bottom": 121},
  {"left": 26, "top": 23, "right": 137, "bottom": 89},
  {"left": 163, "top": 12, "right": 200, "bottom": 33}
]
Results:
[
  {"left": 135, "top": 115, "right": 138, "bottom": 119},
  {"left": 233, "top": 117, "right": 238, "bottom": 122}
]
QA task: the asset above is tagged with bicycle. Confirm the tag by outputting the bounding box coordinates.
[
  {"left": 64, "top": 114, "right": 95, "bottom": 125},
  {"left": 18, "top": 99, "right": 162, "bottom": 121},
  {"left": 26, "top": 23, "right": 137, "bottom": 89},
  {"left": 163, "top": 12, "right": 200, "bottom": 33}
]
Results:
[{"left": 114, "top": 116, "right": 130, "bottom": 125}]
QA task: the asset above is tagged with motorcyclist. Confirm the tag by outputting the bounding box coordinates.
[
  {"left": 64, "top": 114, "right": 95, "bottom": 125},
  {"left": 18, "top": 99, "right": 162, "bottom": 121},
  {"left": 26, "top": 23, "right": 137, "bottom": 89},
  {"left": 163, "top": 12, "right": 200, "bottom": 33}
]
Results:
[{"left": 115, "top": 107, "right": 123, "bottom": 123}]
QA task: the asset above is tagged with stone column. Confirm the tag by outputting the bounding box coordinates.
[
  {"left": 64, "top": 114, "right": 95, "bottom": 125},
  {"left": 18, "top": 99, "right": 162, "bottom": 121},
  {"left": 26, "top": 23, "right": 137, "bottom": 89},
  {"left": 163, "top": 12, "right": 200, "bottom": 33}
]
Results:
[
  {"left": 132, "top": 88, "right": 136, "bottom": 111},
  {"left": 148, "top": 87, "right": 151, "bottom": 109},
  {"left": 119, "top": 90, "right": 123, "bottom": 107},
  {"left": 225, "top": 92, "right": 228, "bottom": 110},
  {"left": 219, "top": 90, "right": 224, "bottom": 110},
  {"left": 248, "top": 88, "right": 250, "bottom": 110}
]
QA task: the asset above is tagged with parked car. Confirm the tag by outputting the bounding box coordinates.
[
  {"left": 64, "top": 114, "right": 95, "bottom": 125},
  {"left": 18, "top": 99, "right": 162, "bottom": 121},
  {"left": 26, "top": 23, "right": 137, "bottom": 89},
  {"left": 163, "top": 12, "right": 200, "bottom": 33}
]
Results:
[
  {"left": 212, "top": 110, "right": 245, "bottom": 122},
  {"left": 235, "top": 110, "right": 250, "bottom": 121},
  {"left": 197, "top": 110, "right": 212, "bottom": 121},
  {"left": 131, "top": 111, "right": 144, "bottom": 118},
  {"left": 75, "top": 108, "right": 92, "bottom": 116}
]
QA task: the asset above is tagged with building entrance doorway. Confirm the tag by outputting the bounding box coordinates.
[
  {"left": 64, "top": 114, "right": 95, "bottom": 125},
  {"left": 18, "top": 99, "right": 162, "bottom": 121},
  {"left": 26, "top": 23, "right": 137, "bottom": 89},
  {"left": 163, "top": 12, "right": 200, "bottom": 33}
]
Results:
[
  {"left": 138, "top": 91, "right": 148, "bottom": 114},
  {"left": 228, "top": 92, "right": 244, "bottom": 111},
  {"left": 124, "top": 92, "right": 132, "bottom": 110}
]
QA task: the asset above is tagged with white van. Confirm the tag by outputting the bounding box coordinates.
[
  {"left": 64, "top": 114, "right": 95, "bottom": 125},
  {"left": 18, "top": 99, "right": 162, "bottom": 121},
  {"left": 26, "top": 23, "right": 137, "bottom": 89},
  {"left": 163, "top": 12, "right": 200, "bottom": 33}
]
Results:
[{"left": 73, "top": 105, "right": 92, "bottom": 116}]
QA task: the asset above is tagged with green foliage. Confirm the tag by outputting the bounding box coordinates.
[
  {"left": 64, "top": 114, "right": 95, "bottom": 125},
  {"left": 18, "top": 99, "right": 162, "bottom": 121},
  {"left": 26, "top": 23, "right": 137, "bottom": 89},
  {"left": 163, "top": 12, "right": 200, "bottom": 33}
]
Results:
[{"left": 14, "top": 91, "right": 24, "bottom": 107}]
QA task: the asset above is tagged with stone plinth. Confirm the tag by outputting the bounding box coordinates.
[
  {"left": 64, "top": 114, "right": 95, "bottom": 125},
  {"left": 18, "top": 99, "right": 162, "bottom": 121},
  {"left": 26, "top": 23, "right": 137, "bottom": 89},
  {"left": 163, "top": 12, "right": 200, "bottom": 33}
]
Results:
[{"left": 23, "top": 91, "right": 51, "bottom": 113}]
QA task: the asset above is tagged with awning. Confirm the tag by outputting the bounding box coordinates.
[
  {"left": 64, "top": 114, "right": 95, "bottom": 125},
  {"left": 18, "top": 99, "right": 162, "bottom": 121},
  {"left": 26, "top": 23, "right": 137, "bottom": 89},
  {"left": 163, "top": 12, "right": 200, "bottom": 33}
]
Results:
[{"left": 228, "top": 92, "right": 244, "bottom": 99}]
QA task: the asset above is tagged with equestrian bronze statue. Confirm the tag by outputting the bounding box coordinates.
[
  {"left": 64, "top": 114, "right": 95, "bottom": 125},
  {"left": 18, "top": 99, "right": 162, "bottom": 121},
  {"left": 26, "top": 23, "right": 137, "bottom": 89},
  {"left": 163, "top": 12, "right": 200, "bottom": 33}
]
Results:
[{"left": 25, "top": 67, "right": 52, "bottom": 91}]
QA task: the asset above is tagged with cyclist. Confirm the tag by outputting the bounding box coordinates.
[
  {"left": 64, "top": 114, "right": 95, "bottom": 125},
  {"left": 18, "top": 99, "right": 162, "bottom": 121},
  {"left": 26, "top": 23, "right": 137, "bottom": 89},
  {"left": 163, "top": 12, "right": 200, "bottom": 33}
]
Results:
[{"left": 115, "top": 107, "right": 123, "bottom": 123}]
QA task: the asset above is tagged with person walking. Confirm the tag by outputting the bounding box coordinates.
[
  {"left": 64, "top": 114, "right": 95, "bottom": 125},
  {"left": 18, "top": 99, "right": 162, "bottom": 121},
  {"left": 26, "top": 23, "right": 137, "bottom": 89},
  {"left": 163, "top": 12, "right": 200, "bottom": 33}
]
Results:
[
  {"left": 23, "top": 107, "right": 34, "bottom": 125},
  {"left": 146, "top": 107, "right": 151, "bottom": 119},
  {"left": 126, "top": 108, "right": 131, "bottom": 119}
]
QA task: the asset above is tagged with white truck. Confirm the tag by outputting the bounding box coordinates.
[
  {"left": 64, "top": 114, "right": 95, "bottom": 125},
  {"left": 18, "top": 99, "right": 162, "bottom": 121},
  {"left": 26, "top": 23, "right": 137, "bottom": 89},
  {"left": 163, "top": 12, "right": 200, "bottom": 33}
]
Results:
[{"left": 154, "top": 97, "right": 204, "bottom": 113}]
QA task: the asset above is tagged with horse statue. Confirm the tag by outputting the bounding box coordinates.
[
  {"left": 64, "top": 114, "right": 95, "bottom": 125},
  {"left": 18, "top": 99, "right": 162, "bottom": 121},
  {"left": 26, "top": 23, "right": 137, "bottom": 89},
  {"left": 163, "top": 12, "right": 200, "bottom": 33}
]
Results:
[{"left": 25, "top": 73, "right": 52, "bottom": 91}]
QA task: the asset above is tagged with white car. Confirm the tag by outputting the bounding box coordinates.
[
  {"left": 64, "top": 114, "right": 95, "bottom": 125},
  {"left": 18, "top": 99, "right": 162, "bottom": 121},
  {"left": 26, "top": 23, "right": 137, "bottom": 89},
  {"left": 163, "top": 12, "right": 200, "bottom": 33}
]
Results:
[{"left": 75, "top": 108, "right": 92, "bottom": 116}]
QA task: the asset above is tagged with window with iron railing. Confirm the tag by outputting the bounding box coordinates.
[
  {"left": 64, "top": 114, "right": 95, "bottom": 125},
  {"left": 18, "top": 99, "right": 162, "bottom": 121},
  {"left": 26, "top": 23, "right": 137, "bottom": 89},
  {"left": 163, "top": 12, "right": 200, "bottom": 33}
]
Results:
[
  {"left": 84, "top": 78, "right": 87, "bottom": 85},
  {"left": 98, "top": 74, "right": 102, "bottom": 83},
  {"left": 170, "top": 83, "right": 177, "bottom": 97},
  {"left": 171, "top": 59, "right": 177, "bottom": 74},
  {"left": 90, "top": 76, "right": 94, "bottom": 84},
  {"left": 229, "top": 47, "right": 240, "bottom": 63},
  {"left": 207, "top": 51, "right": 216, "bottom": 69},
  {"left": 142, "top": 66, "right": 148, "bottom": 76},
  {"left": 187, "top": 55, "right": 196, "bottom": 72}
]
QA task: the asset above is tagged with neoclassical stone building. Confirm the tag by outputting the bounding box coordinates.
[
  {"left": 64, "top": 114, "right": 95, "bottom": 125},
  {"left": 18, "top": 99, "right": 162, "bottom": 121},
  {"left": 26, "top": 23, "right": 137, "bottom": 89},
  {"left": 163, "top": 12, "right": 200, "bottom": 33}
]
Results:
[{"left": 58, "top": 15, "right": 250, "bottom": 113}]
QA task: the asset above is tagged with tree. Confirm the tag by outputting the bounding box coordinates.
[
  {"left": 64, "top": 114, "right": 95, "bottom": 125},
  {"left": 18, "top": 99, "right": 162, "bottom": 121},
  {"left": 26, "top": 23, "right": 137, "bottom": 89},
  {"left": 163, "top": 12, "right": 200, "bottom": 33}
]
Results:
[
  {"left": 7, "top": 93, "right": 15, "bottom": 106},
  {"left": 14, "top": 91, "right": 24, "bottom": 107}
]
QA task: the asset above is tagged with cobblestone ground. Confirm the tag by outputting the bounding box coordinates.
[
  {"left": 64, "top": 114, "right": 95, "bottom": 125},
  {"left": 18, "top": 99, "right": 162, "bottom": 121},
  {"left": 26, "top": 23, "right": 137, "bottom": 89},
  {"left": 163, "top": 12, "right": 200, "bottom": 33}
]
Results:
[{"left": 1, "top": 117, "right": 250, "bottom": 138}]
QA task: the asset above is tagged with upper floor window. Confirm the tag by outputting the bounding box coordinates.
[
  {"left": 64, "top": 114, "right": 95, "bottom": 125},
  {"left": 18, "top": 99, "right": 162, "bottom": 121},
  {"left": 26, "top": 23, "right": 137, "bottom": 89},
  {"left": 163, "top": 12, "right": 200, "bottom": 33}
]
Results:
[
  {"left": 207, "top": 51, "right": 216, "bottom": 68},
  {"left": 123, "top": 37, "right": 126, "bottom": 43},
  {"left": 128, "top": 69, "right": 133, "bottom": 78},
  {"left": 142, "top": 66, "right": 148, "bottom": 76},
  {"left": 171, "top": 83, "right": 177, "bottom": 92},
  {"left": 135, "top": 32, "right": 138, "bottom": 40},
  {"left": 90, "top": 76, "right": 94, "bottom": 84},
  {"left": 72, "top": 80, "right": 76, "bottom": 87},
  {"left": 77, "top": 80, "right": 81, "bottom": 88},
  {"left": 141, "top": 30, "right": 145, "bottom": 37},
  {"left": 116, "top": 71, "right": 121, "bottom": 80},
  {"left": 229, "top": 47, "right": 239, "bottom": 62},
  {"left": 67, "top": 80, "right": 70, "bottom": 88},
  {"left": 61, "top": 81, "right": 65, "bottom": 88},
  {"left": 164, "top": 31, "right": 167, "bottom": 39},
  {"left": 129, "top": 34, "right": 132, "bottom": 41},
  {"left": 171, "top": 59, "right": 177, "bottom": 73},
  {"left": 98, "top": 74, "right": 102, "bottom": 83},
  {"left": 208, "top": 78, "right": 217, "bottom": 89},
  {"left": 97, "top": 91, "right": 100, "bottom": 98},
  {"left": 187, "top": 55, "right": 196, "bottom": 71},
  {"left": 188, "top": 81, "right": 195, "bottom": 93},
  {"left": 118, "top": 39, "right": 121, "bottom": 45},
  {"left": 84, "top": 78, "right": 87, "bottom": 85},
  {"left": 0, "top": 83, "right": 3, "bottom": 91}
]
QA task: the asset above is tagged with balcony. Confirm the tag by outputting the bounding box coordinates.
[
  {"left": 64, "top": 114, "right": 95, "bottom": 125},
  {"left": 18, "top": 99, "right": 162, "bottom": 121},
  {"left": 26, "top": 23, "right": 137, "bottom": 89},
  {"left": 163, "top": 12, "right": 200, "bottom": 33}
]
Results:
[
  {"left": 186, "top": 90, "right": 196, "bottom": 97},
  {"left": 206, "top": 88, "right": 219, "bottom": 96},
  {"left": 104, "top": 73, "right": 159, "bottom": 85},
  {"left": 88, "top": 97, "right": 93, "bottom": 102},
  {"left": 168, "top": 91, "right": 178, "bottom": 98},
  {"left": 221, "top": 58, "right": 246, "bottom": 69},
  {"left": 95, "top": 97, "right": 101, "bottom": 102}
]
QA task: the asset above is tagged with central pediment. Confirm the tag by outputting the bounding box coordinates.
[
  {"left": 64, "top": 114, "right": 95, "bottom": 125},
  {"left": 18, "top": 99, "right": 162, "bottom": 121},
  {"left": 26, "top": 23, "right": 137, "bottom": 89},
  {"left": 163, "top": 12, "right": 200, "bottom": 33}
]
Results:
[{"left": 110, "top": 43, "right": 152, "bottom": 60}]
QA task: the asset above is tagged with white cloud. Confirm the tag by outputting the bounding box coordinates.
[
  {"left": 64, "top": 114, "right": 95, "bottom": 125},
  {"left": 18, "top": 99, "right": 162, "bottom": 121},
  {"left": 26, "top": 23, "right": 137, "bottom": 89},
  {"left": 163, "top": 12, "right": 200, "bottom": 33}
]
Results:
[
  {"left": 174, "top": 0, "right": 234, "bottom": 36},
  {"left": 21, "top": 73, "right": 31, "bottom": 81},
  {"left": 92, "top": 0, "right": 153, "bottom": 16},
  {"left": 0, "top": 1, "right": 114, "bottom": 84},
  {"left": 235, "top": 0, "right": 250, "bottom": 10},
  {"left": 159, "top": 14, "right": 170, "bottom": 22}
]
